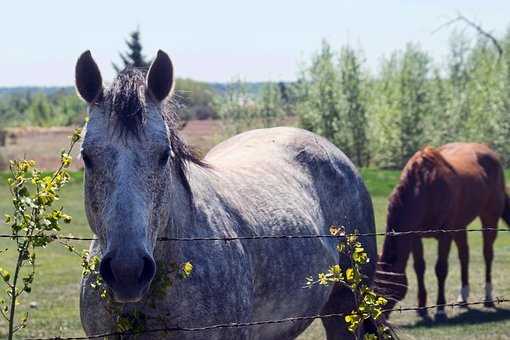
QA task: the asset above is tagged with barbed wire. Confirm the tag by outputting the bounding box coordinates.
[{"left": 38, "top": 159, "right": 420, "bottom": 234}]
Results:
[
  {"left": 0, "top": 227, "right": 508, "bottom": 243},
  {"left": 25, "top": 297, "right": 510, "bottom": 340},
  {"left": 4, "top": 227, "right": 509, "bottom": 339}
]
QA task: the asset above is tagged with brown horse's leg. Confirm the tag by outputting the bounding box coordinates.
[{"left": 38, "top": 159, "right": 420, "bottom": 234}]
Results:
[
  {"left": 454, "top": 229, "right": 469, "bottom": 304},
  {"left": 412, "top": 238, "right": 428, "bottom": 319},
  {"left": 481, "top": 216, "right": 498, "bottom": 307},
  {"left": 435, "top": 235, "right": 452, "bottom": 321}
]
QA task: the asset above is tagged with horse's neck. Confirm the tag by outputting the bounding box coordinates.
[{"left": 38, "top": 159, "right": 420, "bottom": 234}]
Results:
[
  {"left": 155, "top": 163, "right": 224, "bottom": 263},
  {"left": 161, "top": 162, "right": 219, "bottom": 238}
]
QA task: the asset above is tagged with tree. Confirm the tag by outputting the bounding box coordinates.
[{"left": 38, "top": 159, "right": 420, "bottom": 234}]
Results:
[
  {"left": 369, "top": 44, "right": 432, "bottom": 168},
  {"left": 113, "top": 28, "right": 150, "bottom": 72},
  {"left": 296, "top": 41, "right": 370, "bottom": 167},
  {"left": 257, "top": 82, "right": 285, "bottom": 128},
  {"left": 398, "top": 44, "right": 432, "bottom": 164},
  {"left": 368, "top": 54, "right": 402, "bottom": 168},
  {"left": 427, "top": 31, "right": 472, "bottom": 146},
  {"left": 494, "top": 29, "right": 510, "bottom": 166},
  {"left": 462, "top": 36, "right": 507, "bottom": 160},
  {"left": 27, "top": 93, "right": 53, "bottom": 127},
  {"left": 174, "top": 79, "right": 217, "bottom": 120},
  {"left": 215, "top": 78, "right": 259, "bottom": 135},
  {"left": 297, "top": 40, "right": 343, "bottom": 144},
  {"left": 338, "top": 46, "right": 369, "bottom": 166}
]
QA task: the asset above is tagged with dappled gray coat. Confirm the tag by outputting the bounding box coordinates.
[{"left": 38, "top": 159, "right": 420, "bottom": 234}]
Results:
[{"left": 76, "top": 50, "right": 377, "bottom": 340}]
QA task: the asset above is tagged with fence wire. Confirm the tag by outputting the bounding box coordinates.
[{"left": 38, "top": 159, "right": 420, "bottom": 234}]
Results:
[
  {"left": 0, "top": 227, "right": 508, "bottom": 243},
  {"left": 2, "top": 227, "right": 508, "bottom": 339},
  {"left": 25, "top": 297, "right": 510, "bottom": 340}
]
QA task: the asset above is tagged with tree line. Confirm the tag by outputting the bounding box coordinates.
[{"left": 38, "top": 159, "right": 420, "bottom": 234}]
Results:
[
  {"left": 292, "top": 30, "right": 510, "bottom": 168},
  {"left": 3, "top": 27, "right": 510, "bottom": 169},
  {"left": 217, "top": 28, "right": 510, "bottom": 168},
  {"left": 0, "top": 29, "right": 218, "bottom": 128}
]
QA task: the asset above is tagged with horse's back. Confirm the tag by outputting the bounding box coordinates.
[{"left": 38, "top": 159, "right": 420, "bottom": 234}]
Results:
[
  {"left": 206, "top": 126, "right": 344, "bottom": 167},
  {"left": 205, "top": 126, "right": 377, "bottom": 284},
  {"left": 438, "top": 143, "right": 505, "bottom": 223},
  {"left": 206, "top": 127, "right": 365, "bottom": 194},
  {"left": 439, "top": 143, "right": 502, "bottom": 176},
  {"left": 199, "top": 127, "right": 376, "bottom": 339},
  {"left": 439, "top": 143, "right": 504, "bottom": 191},
  {"left": 206, "top": 127, "right": 374, "bottom": 237}
]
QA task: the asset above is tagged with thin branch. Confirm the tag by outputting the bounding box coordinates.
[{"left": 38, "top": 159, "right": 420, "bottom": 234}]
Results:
[{"left": 433, "top": 12, "right": 503, "bottom": 59}]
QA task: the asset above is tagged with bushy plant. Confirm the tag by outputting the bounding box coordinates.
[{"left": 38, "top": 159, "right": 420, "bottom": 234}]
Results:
[
  {"left": 0, "top": 128, "right": 81, "bottom": 339},
  {"left": 306, "top": 226, "right": 394, "bottom": 339}
]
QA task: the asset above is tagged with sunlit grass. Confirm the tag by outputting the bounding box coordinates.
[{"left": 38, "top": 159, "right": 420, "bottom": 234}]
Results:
[{"left": 0, "top": 169, "right": 509, "bottom": 339}]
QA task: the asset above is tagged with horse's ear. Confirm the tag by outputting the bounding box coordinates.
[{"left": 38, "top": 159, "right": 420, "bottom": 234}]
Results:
[
  {"left": 75, "top": 51, "right": 103, "bottom": 103},
  {"left": 146, "top": 50, "right": 174, "bottom": 102}
]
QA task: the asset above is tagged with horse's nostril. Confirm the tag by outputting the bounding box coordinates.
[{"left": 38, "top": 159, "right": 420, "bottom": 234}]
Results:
[
  {"left": 140, "top": 255, "right": 156, "bottom": 285},
  {"left": 98, "top": 250, "right": 155, "bottom": 298},
  {"left": 99, "top": 255, "right": 115, "bottom": 285}
]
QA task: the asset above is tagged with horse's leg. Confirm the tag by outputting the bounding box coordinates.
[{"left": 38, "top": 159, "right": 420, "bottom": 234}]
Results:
[
  {"left": 412, "top": 237, "right": 428, "bottom": 319},
  {"left": 454, "top": 229, "right": 470, "bottom": 304},
  {"left": 435, "top": 235, "right": 452, "bottom": 321},
  {"left": 481, "top": 216, "right": 498, "bottom": 307},
  {"left": 321, "top": 284, "right": 356, "bottom": 340}
]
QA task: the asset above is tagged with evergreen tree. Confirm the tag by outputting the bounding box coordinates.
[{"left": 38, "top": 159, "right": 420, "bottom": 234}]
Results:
[{"left": 113, "top": 28, "right": 150, "bottom": 72}]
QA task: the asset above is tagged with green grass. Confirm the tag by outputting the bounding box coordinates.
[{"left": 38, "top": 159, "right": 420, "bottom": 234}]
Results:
[{"left": 0, "top": 169, "right": 510, "bottom": 339}]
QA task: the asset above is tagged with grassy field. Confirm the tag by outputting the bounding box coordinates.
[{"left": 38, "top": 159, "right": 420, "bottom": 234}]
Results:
[{"left": 0, "top": 168, "right": 510, "bottom": 339}]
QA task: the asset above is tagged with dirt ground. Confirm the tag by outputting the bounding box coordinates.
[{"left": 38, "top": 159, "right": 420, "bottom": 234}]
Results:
[{"left": 0, "top": 120, "right": 224, "bottom": 171}]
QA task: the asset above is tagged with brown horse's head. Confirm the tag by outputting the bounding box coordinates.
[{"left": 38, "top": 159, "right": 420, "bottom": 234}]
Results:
[{"left": 375, "top": 147, "right": 453, "bottom": 313}]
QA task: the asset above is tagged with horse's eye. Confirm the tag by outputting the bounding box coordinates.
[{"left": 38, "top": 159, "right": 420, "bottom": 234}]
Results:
[
  {"left": 81, "top": 151, "right": 93, "bottom": 169},
  {"left": 159, "top": 148, "right": 171, "bottom": 166}
]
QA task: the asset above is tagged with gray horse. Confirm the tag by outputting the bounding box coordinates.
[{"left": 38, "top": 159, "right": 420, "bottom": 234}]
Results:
[{"left": 76, "top": 50, "right": 377, "bottom": 339}]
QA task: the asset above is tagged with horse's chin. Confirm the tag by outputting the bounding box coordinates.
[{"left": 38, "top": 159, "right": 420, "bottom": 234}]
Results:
[
  {"left": 112, "top": 294, "right": 143, "bottom": 304},
  {"left": 110, "top": 285, "right": 150, "bottom": 303}
]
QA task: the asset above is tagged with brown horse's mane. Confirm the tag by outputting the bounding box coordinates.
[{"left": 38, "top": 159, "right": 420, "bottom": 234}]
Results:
[
  {"left": 386, "top": 146, "right": 454, "bottom": 230},
  {"left": 378, "top": 146, "right": 455, "bottom": 269}
]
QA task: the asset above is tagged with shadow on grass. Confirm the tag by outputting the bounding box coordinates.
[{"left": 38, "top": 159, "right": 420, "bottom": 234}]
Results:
[{"left": 399, "top": 307, "right": 510, "bottom": 329}]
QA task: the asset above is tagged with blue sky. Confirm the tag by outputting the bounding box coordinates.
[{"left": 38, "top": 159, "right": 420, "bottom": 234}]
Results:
[{"left": 2, "top": 0, "right": 508, "bottom": 86}]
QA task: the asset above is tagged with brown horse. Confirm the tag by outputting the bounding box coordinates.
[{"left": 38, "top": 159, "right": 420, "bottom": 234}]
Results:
[{"left": 375, "top": 143, "right": 510, "bottom": 321}]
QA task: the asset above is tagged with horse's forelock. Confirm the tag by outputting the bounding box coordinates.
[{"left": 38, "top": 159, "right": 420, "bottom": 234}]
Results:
[
  {"left": 101, "top": 68, "right": 205, "bottom": 171},
  {"left": 104, "top": 68, "right": 147, "bottom": 136}
]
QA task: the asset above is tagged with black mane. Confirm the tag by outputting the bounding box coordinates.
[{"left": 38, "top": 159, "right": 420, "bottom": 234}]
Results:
[{"left": 102, "top": 67, "right": 206, "bottom": 172}]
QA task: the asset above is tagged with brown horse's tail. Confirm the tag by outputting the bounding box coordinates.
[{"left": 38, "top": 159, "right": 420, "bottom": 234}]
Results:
[{"left": 502, "top": 192, "right": 510, "bottom": 227}]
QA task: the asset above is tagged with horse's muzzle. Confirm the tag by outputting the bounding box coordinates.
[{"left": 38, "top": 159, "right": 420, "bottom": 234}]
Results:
[{"left": 99, "top": 249, "right": 156, "bottom": 303}]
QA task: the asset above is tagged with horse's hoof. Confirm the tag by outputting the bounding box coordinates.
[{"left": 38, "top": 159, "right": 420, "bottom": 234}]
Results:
[
  {"left": 417, "top": 309, "right": 430, "bottom": 319},
  {"left": 484, "top": 300, "right": 496, "bottom": 308},
  {"left": 456, "top": 298, "right": 468, "bottom": 308},
  {"left": 435, "top": 311, "right": 447, "bottom": 322}
]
